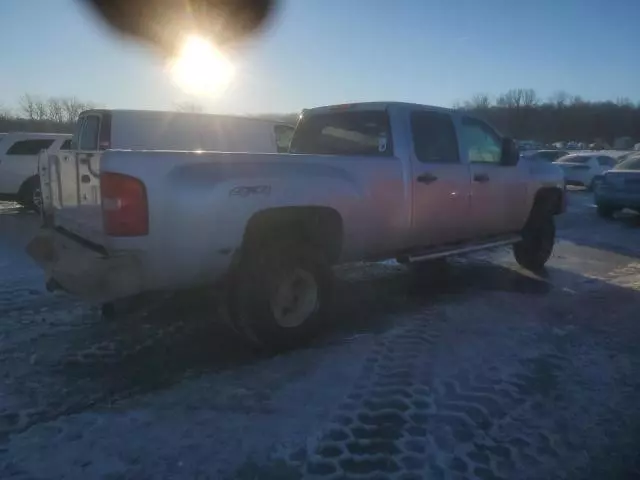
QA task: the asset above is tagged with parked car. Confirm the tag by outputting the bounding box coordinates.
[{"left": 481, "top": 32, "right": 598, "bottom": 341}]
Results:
[
  {"left": 522, "top": 149, "right": 569, "bottom": 162},
  {"left": 28, "top": 101, "right": 565, "bottom": 350},
  {"left": 594, "top": 154, "right": 640, "bottom": 217},
  {"left": 0, "top": 132, "right": 71, "bottom": 210},
  {"left": 553, "top": 153, "right": 617, "bottom": 190},
  {"left": 70, "top": 109, "right": 294, "bottom": 153}
]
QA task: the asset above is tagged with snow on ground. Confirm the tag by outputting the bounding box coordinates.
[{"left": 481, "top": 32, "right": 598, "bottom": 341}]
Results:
[{"left": 1, "top": 191, "right": 640, "bottom": 479}]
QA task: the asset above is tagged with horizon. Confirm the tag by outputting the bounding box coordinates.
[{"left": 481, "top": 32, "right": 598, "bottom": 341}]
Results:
[{"left": 1, "top": 0, "right": 639, "bottom": 115}]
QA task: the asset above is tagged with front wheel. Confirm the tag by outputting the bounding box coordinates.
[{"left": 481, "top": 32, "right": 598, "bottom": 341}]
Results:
[
  {"left": 514, "top": 212, "right": 555, "bottom": 272},
  {"left": 227, "top": 243, "right": 333, "bottom": 352}
]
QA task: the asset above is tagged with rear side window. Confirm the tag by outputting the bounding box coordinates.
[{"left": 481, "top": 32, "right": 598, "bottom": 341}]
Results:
[
  {"left": 79, "top": 115, "right": 100, "bottom": 151},
  {"left": 290, "top": 110, "right": 393, "bottom": 157},
  {"left": 274, "top": 124, "right": 294, "bottom": 153},
  {"left": 60, "top": 139, "right": 72, "bottom": 150},
  {"left": 6, "top": 139, "right": 55, "bottom": 155},
  {"left": 597, "top": 156, "right": 616, "bottom": 167},
  {"left": 410, "top": 111, "right": 459, "bottom": 163}
]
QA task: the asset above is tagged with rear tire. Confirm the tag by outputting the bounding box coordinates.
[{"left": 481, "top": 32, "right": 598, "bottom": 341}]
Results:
[
  {"left": 227, "top": 241, "right": 333, "bottom": 352},
  {"left": 514, "top": 209, "right": 555, "bottom": 272},
  {"left": 18, "top": 176, "right": 42, "bottom": 213}
]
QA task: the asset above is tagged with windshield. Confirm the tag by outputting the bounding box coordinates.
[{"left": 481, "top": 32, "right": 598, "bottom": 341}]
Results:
[
  {"left": 556, "top": 155, "right": 590, "bottom": 163},
  {"left": 290, "top": 110, "right": 393, "bottom": 156},
  {"left": 614, "top": 155, "right": 640, "bottom": 170}
]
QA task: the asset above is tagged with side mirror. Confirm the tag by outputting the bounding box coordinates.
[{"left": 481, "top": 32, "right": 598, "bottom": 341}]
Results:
[{"left": 501, "top": 138, "right": 519, "bottom": 166}]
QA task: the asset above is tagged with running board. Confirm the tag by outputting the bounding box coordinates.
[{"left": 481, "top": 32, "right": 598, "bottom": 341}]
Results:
[{"left": 404, "top": 235, "right": 521, "bottom": 264}]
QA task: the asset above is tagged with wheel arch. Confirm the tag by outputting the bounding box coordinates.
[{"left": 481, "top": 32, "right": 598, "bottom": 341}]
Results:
[{"left": 240, "top": 206, "right": 344, "bottom": 264}]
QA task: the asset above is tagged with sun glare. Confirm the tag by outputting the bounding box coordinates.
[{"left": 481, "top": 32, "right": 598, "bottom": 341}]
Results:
[{"left": 168, "top": 35, "right": 235, "bottom": 96}]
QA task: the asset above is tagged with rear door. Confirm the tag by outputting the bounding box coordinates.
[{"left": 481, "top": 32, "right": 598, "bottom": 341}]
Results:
[
  {"left": 0, "top": 138, "right": 55, "bottom": 194},
  {"left": 461, "top": 116, "right": 529, "bottom": 237},
  {"left": 409, "top": 110, "right": 472, "bottom": 247}
]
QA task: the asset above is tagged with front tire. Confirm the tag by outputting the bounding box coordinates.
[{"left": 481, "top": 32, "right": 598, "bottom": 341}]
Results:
[
  {"left": 227, "top": 242, "right": 333, "bottom": 352},
  {"left": 514, "top": 210, "right": 555, "bottom": 272}
]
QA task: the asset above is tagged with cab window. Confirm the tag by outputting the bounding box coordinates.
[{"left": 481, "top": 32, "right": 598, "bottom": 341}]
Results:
[{"left": 461, "top": 117, "right": 502, "bottom": 164}]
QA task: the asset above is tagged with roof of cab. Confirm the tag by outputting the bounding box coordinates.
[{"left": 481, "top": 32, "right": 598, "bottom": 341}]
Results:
[{"left": 302, "top": 101, "right": 454, "bottom": 115}]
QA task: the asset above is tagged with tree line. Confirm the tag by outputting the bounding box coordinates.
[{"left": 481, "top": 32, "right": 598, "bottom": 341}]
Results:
[
  {"left": 3, "top": 91, "right": 639, "bottom": 146},
  {"left": 456, "top": 89, "right": 640, "bottom": 146},
  {"left": 1, "top": 94, "right": 97, "bottom": 133}
]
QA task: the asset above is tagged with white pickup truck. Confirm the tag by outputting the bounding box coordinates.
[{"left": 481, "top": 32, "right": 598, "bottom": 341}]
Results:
[{"left": 28, "top": 102, "right": 565, "bottom": 350}]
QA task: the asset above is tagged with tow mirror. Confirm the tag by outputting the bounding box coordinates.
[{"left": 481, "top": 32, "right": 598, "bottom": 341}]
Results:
[{"left": 501, "top": 138, "right": 519, "bottom": 166}]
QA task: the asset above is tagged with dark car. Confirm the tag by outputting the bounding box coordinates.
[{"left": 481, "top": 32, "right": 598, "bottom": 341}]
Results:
[{"left": 594, "top": 153, "right": 640, "bottom": 217}]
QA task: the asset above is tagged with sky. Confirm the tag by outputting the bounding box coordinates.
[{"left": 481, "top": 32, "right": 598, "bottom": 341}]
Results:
[{"left": 0, "top": 0, "right": 639, "bottom": 116}]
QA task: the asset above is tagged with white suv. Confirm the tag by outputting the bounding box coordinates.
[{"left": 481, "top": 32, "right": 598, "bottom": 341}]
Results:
[
  {"left": 0, "top": 132, "right": 71, "bottom": 210},
  {"left": 553, "top": 153, "right": 617, "bottom": 190}
]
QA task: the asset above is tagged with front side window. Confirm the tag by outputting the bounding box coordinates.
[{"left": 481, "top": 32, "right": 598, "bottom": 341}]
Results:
[
  {"left": 597, "top": 156, "right": 616, "bottom": 167},
  {"left": 461, "top": 117, "right": 502, "bottom": 164},
  {"left": 6, "top": 139, "right": 55, "bottom": 155},
  {"left": 274, "top": 124, "right": 294, "bottom": 153},
  {"left": 410, "top": 111, "right": 459, "bottom": 163},
  {"left": 290, "top": 110, "right": 393, "bottom": 157},
  {"left": 79, "top": 115, "right": 100, "bottom": 151},
  {"left": 60, "top": 139, "right": 72, "bottom": 150}
]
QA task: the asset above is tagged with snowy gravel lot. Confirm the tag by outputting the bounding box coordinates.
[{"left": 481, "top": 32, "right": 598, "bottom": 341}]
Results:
[{"left": 1, "top": 192, "right": 640, "bottom": 480}]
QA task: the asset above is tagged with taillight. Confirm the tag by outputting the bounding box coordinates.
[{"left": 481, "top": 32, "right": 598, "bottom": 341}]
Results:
[{"left": 101, "top": 172, "right": 148, "bottom": 236}]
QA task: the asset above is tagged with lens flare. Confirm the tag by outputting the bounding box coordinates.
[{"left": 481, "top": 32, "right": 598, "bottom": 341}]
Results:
[{"left": 168, "top": 35, "right": 235, "bottom": 96}]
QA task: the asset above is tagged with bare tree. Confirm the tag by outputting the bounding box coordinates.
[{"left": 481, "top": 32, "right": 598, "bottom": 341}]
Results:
[
  {"left": 521, "top": 89, "right": 538, "bottom": 107},
  {"left": 18, "top": 94, "right": 39, "bottom": 120},
  {"left": 497, "top": 89, "right": 524, "bottom": 109},
  {"left": 46, "top": 98, "right": 66, "bottom": 123},
  {"left": 60, "top": 97, "right": 92, "bottom": 123},
  {"left": 466, "top": 93, "right": 491, "bottom": 110},
  {"left": 550, "top": 91, "right": 570, "bottom": 108}
]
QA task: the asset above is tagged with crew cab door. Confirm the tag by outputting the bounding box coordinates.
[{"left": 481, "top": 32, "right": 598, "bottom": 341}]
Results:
[
  {"left": 409, "top": 110, "right": 472, "bottom": 247},
  {"left": 460, "top": 116, "right": 528, "bottom": 237}
]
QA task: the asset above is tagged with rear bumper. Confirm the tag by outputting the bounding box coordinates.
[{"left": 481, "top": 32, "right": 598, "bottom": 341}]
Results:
[{"left": 26, "top": 229, "right": 144, "bottom": 303}]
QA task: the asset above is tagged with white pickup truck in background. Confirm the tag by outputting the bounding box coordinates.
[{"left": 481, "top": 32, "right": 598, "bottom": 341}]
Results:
[
  {"left": 28, "top": 102, "right": 566, "bottom": 351},
  {"left": 0, "top": 132, "right": 71, "bottom": 210}
]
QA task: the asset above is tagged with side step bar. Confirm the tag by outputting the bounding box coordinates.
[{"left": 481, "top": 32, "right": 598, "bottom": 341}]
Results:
[{"left": 403, "top": 235, "right": 521, "bottom": 264}]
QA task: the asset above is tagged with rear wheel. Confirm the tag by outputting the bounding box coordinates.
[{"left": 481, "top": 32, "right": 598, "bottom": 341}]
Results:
[
  {"left": 18, "top": 176, "right": 42, "bottom": 213},
  {"left": 227, "top": 241, "right": 333, "bottom": 352},
  {"left": 514, "top": 209, "right": 555, "bottom": 272}
]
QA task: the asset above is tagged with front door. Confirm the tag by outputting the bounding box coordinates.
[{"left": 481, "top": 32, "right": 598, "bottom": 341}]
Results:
[
  {"left": 410, "top": 110, "right": 472, "bottom": 247},
  {"left": 460, "top": 116, "right": 528, "bottom": 237}
]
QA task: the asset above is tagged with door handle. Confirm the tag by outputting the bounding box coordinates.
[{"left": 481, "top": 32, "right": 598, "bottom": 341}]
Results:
[
  {"left": 416, "top": 172, "right": 438, "bottom": 184},
  {"left": 474, "top": 173, "right": 490, "bottom": 183}
]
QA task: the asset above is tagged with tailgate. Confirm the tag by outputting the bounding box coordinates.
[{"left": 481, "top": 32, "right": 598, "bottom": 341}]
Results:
[{"left": 39, "top": 150, "right": 104, "bottom": 245}]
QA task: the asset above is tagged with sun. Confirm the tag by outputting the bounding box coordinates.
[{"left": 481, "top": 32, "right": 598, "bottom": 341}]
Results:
[{"left": 168, "top": 35, "right": 235, "bottom": 96}]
